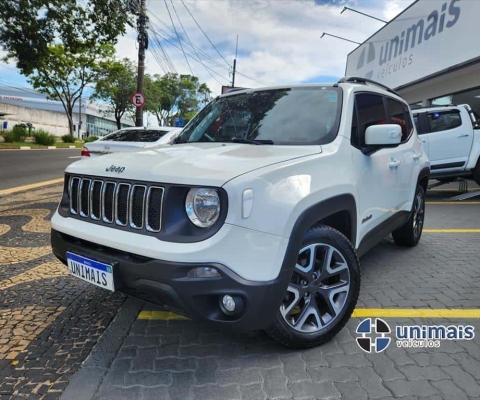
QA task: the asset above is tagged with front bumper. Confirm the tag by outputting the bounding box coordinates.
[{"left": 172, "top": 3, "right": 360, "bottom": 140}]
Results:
[{"left": 51, "top": 228, "right": 292, "bottom": 331}]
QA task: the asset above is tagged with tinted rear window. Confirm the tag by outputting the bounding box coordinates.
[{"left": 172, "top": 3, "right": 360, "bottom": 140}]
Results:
[{"left": 101, "top": 130, "right": 170, "bottom": 142}]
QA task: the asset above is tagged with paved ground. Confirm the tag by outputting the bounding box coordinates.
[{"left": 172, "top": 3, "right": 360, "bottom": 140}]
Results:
[
  {"left": 0, "top": 180, "right": 479, "bottom": 399},
  {"left": 0, "top": 149, "right": 80, "bottom": 191}
]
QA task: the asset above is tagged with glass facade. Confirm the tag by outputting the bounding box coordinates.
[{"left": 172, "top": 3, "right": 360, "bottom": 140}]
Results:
[
  {"left": 86, "top": 115, "right": 132, "bottom": 137},
  {"left": 430, "top": 87, "right": 480, "bottom": 116}
]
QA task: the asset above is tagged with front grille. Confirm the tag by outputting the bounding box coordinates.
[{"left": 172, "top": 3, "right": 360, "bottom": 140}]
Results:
[{"left": 68, "top": 176, "right": 164, "bottom": 232}]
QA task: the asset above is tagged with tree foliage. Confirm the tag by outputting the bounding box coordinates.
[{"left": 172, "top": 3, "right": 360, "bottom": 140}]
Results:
[
  {"left": 92, "top": 58, "right": 137, "bottom": 130},
  {"left": 0, "top": 0, "right": 132, "bottom": 134},
  {"left": 144, "top": 73, "right": 212, "bottom": 126}
]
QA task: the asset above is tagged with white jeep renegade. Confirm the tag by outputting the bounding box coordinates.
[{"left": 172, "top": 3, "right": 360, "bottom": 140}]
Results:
[{"left": 51, "top": 77, "right": 430, "bottom": 348}]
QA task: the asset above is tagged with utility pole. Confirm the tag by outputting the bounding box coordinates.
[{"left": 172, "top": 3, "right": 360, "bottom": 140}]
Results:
[
  {"left": 78, "top": 97, "right": 82, "bottom": 139},
  {"left": 231, "top": 35, "right": 238, "bottom": 87},
  {"left": 135, "top": 0, "right": 148, "bottom": 127}
]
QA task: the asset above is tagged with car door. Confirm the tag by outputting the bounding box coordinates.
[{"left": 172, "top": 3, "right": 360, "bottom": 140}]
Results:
[
  {"left": 351, "top": 93, "right": 406, "bottom": 244},
  {"left": 424, "top": 109, "right": 473, "bottom": 172}
]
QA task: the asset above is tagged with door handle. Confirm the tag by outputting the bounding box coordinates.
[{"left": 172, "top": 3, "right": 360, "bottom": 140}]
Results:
[
  {"left": 458, "top": 134, "right": 469, "bottom": 138},
  {"left": 413, "top": 151, "right": 421, "bottom": 160},
  {"left": 389, "top": 159, "right": 401, "bottom": 168}
]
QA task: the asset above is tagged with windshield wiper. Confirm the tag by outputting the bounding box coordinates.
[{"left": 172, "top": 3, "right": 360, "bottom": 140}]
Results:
[{"left": 231, "top": 138, "right": 274, "bottom": 145}]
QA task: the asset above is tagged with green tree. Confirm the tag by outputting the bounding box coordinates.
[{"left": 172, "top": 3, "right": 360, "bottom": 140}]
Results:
[
  {"left": 0, "top": 0, "right": 132, "bottom": 134},
  {"left": 92, "top": 58, "right": 137, "bottom": 130},
  {"left": 144, "top": 73, "right": 212, "bottom": 126}
]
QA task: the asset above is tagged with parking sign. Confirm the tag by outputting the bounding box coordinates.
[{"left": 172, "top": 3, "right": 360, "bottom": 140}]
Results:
[{"left": 131, "top": 92, "right": 146, "bottom": 108}]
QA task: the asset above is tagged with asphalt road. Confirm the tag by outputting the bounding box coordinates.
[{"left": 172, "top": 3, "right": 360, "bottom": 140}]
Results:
[{"left": 0, "top": 149, "right": 80, "bottom": 191}]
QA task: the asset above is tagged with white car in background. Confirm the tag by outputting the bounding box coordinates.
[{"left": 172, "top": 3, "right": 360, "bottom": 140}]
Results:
[{"left": 81, "top": 126, "right": 183, "bottom": 158}]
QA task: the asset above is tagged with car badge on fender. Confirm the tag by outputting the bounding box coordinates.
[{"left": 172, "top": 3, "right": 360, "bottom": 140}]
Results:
[{"left": 106, "top": 165, "right": 126, "bottom": 173}]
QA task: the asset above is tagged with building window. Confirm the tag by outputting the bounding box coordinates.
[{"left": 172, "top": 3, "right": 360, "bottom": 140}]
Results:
[{"left": 430, "top": 95, "right": 452, "bottom": 106}]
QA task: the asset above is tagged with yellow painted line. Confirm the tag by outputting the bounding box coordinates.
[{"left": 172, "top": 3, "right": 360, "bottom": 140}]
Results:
[
  {"left": 138, "top": 309, "right": 480, "bottom": 321},
  {"left": 423, "top": 229, "right": 480, "bottom": 233},
  {"left": 137, "top": 311, "right": 189, "bottom": 321},
  {"left": 0, "top": 178, "right": 63, "bottom": 195},
  {"left": 426, "top": 202, "right": 480, "bottom": 205},
  {"left": 353, "top": 308, "right": 480, "bottom": 318}
]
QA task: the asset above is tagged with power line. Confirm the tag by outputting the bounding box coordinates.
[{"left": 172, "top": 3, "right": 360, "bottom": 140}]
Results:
[
  {"left": 168, "top": 0, "right": 226, "bottom": 86},
  {"left": 163, "top": 0, "right": 194, "bottom": 75},
  {"left": 180, "top": 0, "right": 230, "bottom": 67},
  {"left": 148, "top": 25, "right": 229, "bottom": 84}
]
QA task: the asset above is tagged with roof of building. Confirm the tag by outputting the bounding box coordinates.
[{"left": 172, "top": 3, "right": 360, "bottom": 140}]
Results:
[{"left": 0, "top": 86, "right": 134, "bottom": 125}]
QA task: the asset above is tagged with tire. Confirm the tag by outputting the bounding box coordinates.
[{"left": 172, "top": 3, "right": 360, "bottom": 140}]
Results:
[
  {"left": 264, "top": 225, "right": 361, "bottom": 349},
  {"left": 392, "top": 184, "right": 425, "bottom": 247},
  {"left": 473, "top": 158, "right": 480, "bottom": 186}
]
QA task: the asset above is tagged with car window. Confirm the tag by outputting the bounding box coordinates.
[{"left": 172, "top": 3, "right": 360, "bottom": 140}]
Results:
[
  {"left": 352, "top": 93, "right": 387, "bottom": 148},
  {"left": 427, "top": 111, "right": 462, "bottom": 132},
  {"left": 387, "top": 98, "right": 412, "bottom": 142},
  {"left": 413, "top": 115, "right": 420, "bottom": 132},
  {"left": 176, "top": 87, "right": 343, "bottom": 145},
  {"left": 101, "top": 129, "right": 170, "bottom": 142}
]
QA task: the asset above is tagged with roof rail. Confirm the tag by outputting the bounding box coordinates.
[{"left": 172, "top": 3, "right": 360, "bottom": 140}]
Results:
[{"left": 337, "top": 76, "right": 401, "bottom": 97}]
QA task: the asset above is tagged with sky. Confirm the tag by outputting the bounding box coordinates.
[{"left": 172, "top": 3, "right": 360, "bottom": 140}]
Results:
[{"left": 0, "top": 0, "right": 415, "bottom": 99}]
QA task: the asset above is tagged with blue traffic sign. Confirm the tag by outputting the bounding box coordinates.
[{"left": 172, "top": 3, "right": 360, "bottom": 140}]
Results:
[{"left": 174, "top": 117, "right": 184, "bottom": 127}]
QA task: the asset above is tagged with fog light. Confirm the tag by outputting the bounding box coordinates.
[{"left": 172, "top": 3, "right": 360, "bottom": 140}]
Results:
[
  {"left": 222, "top": 295, "right": 236, "bottom": 312},
  {"left": 187, "top": 267, "right": 221, "bottom": 278}
]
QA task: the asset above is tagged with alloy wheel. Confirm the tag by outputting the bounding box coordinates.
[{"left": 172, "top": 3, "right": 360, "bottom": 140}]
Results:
[
  {"left": 412, "top": 192, "right": 424, "bottom": 238},
  {"left": 280, "top": 243, "right": 350, "bottom": 333}
]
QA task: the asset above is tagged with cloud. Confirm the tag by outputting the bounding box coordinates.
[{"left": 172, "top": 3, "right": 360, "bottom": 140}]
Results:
[{"left": 115, "top": 0, "right": 414, "bottom": 97}]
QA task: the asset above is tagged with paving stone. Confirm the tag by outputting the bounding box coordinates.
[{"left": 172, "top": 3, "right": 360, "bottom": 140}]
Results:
[
  {"left": 441, "top": 365, "right": 480, "bottom": 397},
  {"left": 323, "top": 353, "right": 371, "bottom": 368},
  {"left": 431, "top": 380, "right": 469, "bottom": 400},
  {"left": 398, "top": 365, "right": 449, "bottom": 381},
  {"left": 352, "top": 367, "right": 391, "bottom": 398},
  {"left": 193, "top": 384, "right": 241, "bottom": 400},
  {"left": 335, "top": 381, "right": 368, "bottom": 400},
  {"left": 142, "top": 386, "right": 170, "bottom": 400},
  {"left": 239, "top": 383, "right": 267, "bottom": 400},
  {"left": 280, "top": 353, "right": 309, "bottom": 382},
  {"left": 124, "top": 371, "right": 171, "bottom": 388},
  {"left": 288, "top": 381, "right": 340, "bottom": 399},
  {"left": 178, "top": 344, "right": 222, "bottom": 358},
  {"left": 385, "top": 379, "right": 439, "bottom": 398},
  {"left": 307, "top": 366, "right": 357, "bottom": 383},
  {"left": 451, "top": 353, "right": 480, "bottom": 380},
  {"left": 154, "top": 357, "right": 196, "bottom": 372},
  {"left": 410, "top": 352, "right": 457, "bottom": 367},
  {"left": 131, "top": 348, "right": 156, "bottom": 371},
  {"left": 366, "top": 354, "right": 404, "bottom": 381},
  {"left": 300, "top": 348, "right": 329, "bottom": 368},
  {"left": 168, "top": 371, "right": 195, "bottom": 400},
  {"left": 216, "top": 368, "right": 262, "bottom": 386},
  {"left": 94, "top": 385, "right": 143, "bottom": 400},
  {"left": 260, "top": 367, "right": 292, "bottom": 400},
  {"left": 195, "top": 357, "right": 219, "bottom": 385}
]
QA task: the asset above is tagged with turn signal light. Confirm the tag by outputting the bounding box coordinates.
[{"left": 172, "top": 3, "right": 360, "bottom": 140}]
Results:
[{"left": 81, "top": 146, "right": 90, "bottom": 157}]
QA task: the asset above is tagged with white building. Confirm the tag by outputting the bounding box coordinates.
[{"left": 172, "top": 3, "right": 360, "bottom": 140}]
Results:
[
  {"left": 345, "top": 0, "right": 480, "bottom": 114},
  {"left": 0, "top": 87, "right": 134, "bottom": 138}
]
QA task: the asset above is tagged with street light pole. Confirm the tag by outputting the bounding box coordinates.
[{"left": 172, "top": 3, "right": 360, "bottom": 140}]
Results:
[
  {"left": 320, "top": 32, "right": 361, "bottom": 45},
  {"left": 340, "top": 6, "right": 388, "bottom": 24}
]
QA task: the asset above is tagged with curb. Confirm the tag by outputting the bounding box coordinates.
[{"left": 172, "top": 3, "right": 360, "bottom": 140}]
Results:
[
  {"left": 60, "top": 297, "right": 144, "bottom": 400},
  {"left": 0, "top": 146, "right": 81, "bottom": 150}
]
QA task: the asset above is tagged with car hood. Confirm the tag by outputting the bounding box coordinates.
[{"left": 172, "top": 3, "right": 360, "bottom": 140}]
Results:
[{"left": 68, "top": 142, "right": 322, "bottom": 186}]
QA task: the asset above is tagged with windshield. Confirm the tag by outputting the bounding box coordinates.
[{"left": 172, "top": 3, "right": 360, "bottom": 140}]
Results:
[
  {"left": 101, "top": 129, "right": 171, "bottom": 142},
  {"left": 176, "top": 87, "right": 342, "bottom": 145}
]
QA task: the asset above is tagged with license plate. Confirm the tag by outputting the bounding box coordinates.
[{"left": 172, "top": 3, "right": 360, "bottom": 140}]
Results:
[{"left": 66, "top": 252, "right": 115, "bottom": 292}]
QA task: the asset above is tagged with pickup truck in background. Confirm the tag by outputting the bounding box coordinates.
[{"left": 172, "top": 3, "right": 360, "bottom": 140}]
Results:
[{"left": 412, "top": 104, "right": 480, "bottom": 185}]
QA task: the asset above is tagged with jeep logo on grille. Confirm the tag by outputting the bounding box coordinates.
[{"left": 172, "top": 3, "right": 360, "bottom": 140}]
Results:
[{"left": 106, "top": 165, "right": 126, "bottom": 173}]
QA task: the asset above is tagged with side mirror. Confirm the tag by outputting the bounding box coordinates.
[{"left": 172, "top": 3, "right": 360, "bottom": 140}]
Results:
[{"left": 365, "top": 124, "right": 402, "bottom": 146}]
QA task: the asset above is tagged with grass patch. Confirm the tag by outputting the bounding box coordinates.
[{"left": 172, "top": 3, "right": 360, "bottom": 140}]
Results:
[{"left": 0, "top": 141, "right": 84, "bottom": 149}]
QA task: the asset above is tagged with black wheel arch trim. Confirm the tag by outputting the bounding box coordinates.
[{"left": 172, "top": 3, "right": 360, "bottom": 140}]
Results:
[{"left": 279, "top": 194, "right": 357, "bottom": 275}]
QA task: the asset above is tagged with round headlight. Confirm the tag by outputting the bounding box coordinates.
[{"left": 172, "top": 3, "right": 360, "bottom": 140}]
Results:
[{"left": 185, "top": 188, "right": 220, "bottom": 228}]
